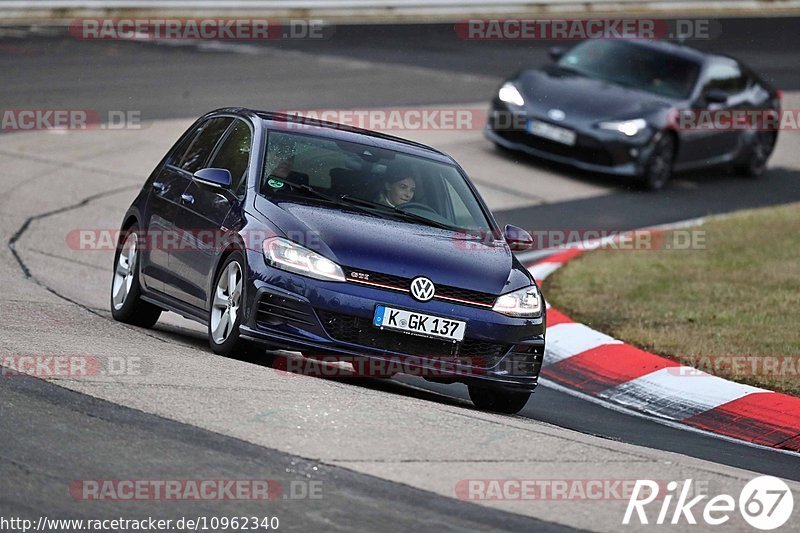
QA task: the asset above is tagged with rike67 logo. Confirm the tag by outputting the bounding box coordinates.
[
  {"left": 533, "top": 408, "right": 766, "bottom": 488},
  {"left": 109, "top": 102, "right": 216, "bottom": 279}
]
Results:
[{"left": 624, "top": 476, "right": 794, "bottom": 529}]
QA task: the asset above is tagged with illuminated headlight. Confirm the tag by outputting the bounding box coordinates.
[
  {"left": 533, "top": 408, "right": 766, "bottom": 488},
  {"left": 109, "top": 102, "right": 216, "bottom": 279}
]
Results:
[
  {"left": 498, "top": 82, "right": 525, "bottom": 107},
  {"left": 599, "top": 118, "right": 647, "bottom": 137},
  {"left": 263, "top": 237, "right": 345, "bottom": 282},
  {"left": 492, "top": 285, "right": 542, "bottom": 318}
]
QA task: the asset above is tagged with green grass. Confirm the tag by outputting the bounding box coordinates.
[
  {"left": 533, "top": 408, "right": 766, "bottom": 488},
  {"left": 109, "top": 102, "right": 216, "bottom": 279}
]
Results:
[{"left": 544, "top": 204, "right": 800, "bottom": 396}]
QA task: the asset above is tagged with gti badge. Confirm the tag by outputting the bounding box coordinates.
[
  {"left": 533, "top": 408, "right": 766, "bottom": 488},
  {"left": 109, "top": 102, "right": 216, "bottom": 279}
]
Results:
[
  {"left": 547, "top": 109, "right": 566, "bottom": 121},
  {"left": 410, "top": 276, "right": 435, "bottom": 302}
]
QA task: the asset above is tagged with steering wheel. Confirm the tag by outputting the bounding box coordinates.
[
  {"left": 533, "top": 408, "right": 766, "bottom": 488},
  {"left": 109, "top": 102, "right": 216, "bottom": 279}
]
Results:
[{"left": 397, "top": 202, "right": 438, "bottom": 215}]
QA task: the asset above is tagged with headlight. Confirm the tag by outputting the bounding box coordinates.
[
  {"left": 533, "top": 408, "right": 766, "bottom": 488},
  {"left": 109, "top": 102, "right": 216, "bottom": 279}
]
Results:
[
  {"left": 598, "top": 118, "right": 647, "bottom": 137},
  {"left": 498, "top": 82, "right": 525, "bottom": 107},
  {"left": 492, "top": 285, "right": 542, "bottom": 317},
  {"left": 263, "top": 237, "right": 345, "bottom": 282}
]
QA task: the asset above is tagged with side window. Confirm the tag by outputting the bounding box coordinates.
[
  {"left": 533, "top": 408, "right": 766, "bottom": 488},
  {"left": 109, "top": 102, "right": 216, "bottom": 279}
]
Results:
[
  {"left": 701, "top": 60, "right": 747, "bottom": 97},
  {"left": 165, "top": 129, "right": 196, "bottom": 166},
  {"left": 176, "top": 117, "right": 233, "bottom": 174},
  {"left": 209, "top": 120, "right": 252, "bottom": 195}
]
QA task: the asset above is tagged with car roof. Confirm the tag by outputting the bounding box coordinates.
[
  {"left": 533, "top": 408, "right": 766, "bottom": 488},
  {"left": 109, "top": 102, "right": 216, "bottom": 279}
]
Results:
[{"left": 203, "top": 107, "right": 456, "bottom": 164}]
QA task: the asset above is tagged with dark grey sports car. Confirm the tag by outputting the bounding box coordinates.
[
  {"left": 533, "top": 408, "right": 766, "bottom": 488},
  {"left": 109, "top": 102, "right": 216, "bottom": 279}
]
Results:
[{"left": 485, "top": 39, "right": 781, "bottom": 190}]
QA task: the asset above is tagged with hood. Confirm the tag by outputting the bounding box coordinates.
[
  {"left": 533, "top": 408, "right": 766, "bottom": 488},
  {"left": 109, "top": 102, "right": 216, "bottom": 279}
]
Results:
[
  {"left": 516, "top": 66, "right": 675, "bottom": 125},
  {"left": 254, "top": 197, "right": 531, "bottom": 296}
]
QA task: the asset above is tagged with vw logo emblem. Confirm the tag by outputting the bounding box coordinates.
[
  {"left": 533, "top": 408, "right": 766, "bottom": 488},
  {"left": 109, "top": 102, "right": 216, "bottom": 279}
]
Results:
[
  {"left": 410, "top": 276, "right": 435, "bottom": 302},
  {"left": 547, "top": 109, "right": 566, "bottom": 121}
]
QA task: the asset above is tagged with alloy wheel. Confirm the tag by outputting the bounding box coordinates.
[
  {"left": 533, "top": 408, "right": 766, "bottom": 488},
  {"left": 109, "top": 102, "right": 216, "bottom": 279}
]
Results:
[
  {"left": 112, "top": 232, "right": 138, "bottom": 311},
  {"left": 647, "top": 137, "right": 675, "bottom": 190},
  {"left": 210, "top": 261, "right": 243, "bottom": 344}
]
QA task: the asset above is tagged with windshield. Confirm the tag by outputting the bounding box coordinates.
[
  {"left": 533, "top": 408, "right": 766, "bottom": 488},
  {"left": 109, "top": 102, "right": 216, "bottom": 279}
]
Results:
[
  {"left": 260, "top": 129, "right": 493, "bottom": 232},
  {"left": 557, "top": 40, "right": 701, "bottom": 99}
]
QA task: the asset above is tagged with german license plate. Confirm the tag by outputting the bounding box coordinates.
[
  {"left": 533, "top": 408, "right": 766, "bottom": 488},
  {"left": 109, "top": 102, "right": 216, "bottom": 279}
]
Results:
[
  {"left": 526, "top": 119, "right": 577, "bottom": 146},
  {"left": 373, "top": 305, "right": 465, "bottom": 342}
]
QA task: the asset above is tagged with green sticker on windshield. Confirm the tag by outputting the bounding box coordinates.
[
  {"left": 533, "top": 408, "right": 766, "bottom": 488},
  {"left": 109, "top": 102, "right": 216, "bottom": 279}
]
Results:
[{"left": 268, "top": 178, "right": 284, "bottom": 189}]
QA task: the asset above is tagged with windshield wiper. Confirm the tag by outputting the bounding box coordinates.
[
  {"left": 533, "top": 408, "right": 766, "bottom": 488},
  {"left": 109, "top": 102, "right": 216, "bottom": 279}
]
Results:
[
  {"left": 271, "top": 178, "right": 391, "bottom": 217},
  {"left": 269, "top": 177, "right": 338, "bottom": 203},
  {"left": 338, "top": 195, "right": 457, "bottom": 231},
  {"left": 269, "top": 180, "right": 457, "bottom": 230}
]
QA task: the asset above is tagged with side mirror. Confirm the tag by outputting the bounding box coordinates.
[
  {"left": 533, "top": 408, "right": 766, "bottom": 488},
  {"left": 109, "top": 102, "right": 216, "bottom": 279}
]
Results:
[
  {"left": 193, "top": 167, "right": 232, "bottom": 188},
  {"left": 548, "top": 46, "right": 566, "bottom": 62},
  {"left": 704, "top": 89, "right": 728, "bottom": 105},
  {"left": 504, "top": 224, "right": 533, "bottom": 251}
]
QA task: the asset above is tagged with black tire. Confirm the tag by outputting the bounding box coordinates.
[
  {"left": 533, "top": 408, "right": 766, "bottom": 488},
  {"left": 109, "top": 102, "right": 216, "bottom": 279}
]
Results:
[
  {"left": 468, "top": 384, "right": 531, "bottom": 414},
  {"left": 208, "top": 251, "right": 254, "bottom": 357},
  {"left": 230, "top": 341, "right": 269, "bottom": 364},
  {"left": 734, "top": 130, "right": 776, "bottom": 178},
  {"left": 641, "top": 134, "right": 675, "bottom": 191},
  {"left": 110, "top": 223, "right": 162, "bottom": 328}
]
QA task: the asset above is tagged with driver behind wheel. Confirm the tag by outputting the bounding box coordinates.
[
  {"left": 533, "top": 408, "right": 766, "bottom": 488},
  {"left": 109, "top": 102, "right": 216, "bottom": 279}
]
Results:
[{"left": 377, "top": 174, "right": 416, "bottom": 207}]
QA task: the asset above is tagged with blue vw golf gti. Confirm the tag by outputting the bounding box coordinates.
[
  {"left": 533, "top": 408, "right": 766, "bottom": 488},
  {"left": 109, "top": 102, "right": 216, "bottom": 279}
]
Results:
[{"left": 111, "top": 108, "right": 545, "bottom": 413}]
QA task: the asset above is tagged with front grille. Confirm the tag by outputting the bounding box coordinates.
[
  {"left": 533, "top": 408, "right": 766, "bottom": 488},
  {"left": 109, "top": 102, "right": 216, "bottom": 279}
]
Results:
[
  {"left": 436, "top": 285, "right": 495, "bottom": 306},
  {"left": 256, "top": 294, "right": 316, "bottom": 328},
  {"left": 317, "top": 310, "right": 511, "bottom": 368},
  {"left": 343, "top": 267, "right": 496, "bottom": 307},
  {"left": 494, "top": 129, "right": 615, "bottom": 167}
]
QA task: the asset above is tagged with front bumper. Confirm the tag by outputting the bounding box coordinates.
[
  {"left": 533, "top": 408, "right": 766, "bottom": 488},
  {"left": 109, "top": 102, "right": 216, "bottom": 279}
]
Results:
[
  {"left": 486, "top": 104, "right": 656, "bottom": 177},
  {"left": 241, "top": 254, "right": 545, "bottom": 392}
]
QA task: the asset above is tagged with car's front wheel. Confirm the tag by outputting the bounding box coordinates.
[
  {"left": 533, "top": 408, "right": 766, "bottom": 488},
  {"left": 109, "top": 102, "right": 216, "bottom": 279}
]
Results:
[
  {"left": 110, "top": 224, "right": 162, "bottom": 328},
  {"left": 734, "top": 130, "right": 776, "bottom": 178},
  {"left": 641, "top": 134, "right": 675, "bottom": 191},
  {"left": 468, "top": 384, "right": 531, "bottom": 414},
  {"left": 208, "top": 251, "right": 254, "bottom": 357}
]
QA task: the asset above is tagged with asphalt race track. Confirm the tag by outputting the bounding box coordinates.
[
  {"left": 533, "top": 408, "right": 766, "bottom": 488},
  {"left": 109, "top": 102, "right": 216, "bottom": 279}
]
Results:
[{"left": 1, "top": 20, "right": 800, "bottom": 531}]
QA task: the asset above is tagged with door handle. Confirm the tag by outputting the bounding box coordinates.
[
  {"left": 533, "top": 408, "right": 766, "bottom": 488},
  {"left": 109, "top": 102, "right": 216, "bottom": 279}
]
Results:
[
  {"left": 180, "top": 193, "right": 194, "bottom": 205},
  {"left": 152, "top": 181, "right": 167, "bottom": 193}
]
